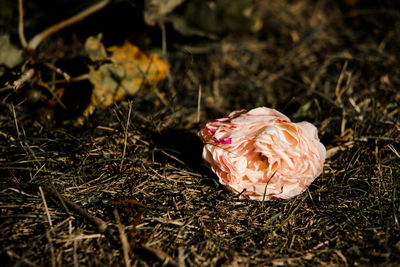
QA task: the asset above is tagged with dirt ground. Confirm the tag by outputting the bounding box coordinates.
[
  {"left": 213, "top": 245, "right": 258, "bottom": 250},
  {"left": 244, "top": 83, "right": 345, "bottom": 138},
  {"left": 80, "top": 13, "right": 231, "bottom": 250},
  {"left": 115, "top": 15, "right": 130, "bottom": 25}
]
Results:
[{"left": 1, "top": 0, "right": 400, "bottom": 266}]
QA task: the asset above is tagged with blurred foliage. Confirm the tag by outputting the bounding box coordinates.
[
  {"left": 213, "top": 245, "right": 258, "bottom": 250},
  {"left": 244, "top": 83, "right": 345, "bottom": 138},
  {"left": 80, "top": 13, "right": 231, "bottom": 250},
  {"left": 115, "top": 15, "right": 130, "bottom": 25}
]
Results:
[
  {"left": 145, "top": 0, "right": 260, "bottom": 37},
  {"left": 0, "top": 0, "right": 16, "bottom": 27},
  {"left": 144, "top": 0, "right": 185, "bottom": 26},
  {"left": 0, "top": 34, "right": 23, "bottom": 77},
  {"left": 174, "top": 0, "right": 259, "bottom": 35}
]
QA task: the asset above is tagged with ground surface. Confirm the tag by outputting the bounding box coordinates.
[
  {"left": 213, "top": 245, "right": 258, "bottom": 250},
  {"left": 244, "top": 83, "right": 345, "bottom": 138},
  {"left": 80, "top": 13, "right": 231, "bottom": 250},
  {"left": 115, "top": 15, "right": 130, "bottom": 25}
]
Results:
[{"left": 1, "top": 0, "right": 400, "bottom": 266}]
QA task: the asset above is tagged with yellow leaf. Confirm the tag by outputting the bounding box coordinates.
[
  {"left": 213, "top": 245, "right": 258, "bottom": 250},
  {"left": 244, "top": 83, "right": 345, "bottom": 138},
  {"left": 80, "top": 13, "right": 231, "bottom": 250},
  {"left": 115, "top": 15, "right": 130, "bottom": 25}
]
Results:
[{"left": 80, "top": 35, "right": 169, "bottom": 123}]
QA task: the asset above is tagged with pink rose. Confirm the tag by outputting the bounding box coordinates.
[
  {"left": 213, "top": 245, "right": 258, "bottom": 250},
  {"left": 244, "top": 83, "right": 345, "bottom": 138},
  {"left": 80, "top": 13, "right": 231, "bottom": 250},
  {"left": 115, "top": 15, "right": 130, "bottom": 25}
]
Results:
[{"left": 198, "top": 107, "right": 326, "bottom": 200}]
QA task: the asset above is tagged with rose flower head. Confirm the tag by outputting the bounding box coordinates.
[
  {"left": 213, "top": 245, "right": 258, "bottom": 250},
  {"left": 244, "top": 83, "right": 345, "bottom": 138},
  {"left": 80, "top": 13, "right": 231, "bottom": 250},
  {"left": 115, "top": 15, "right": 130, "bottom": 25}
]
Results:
[{"left": 198, "top": 107, "right": 326, "bottom": 200}]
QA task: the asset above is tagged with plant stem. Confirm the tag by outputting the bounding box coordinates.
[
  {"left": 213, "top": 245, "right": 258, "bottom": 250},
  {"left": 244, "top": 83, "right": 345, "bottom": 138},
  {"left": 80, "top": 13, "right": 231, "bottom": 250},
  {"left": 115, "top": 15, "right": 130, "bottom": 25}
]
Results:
[
  {"left": 27, "top": 0, "right": 110, "bottom": 51},
  {"left": 18, "top": 0, "right": 27, "bottom": 48}
]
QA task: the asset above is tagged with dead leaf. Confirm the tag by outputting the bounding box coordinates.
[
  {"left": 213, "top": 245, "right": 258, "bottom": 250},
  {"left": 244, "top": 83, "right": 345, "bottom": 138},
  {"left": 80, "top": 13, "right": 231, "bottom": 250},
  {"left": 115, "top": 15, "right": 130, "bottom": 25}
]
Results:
[
  {"left": 81, "top": 34, "right": 168, "bottom": 123},
  {"left": 0, "top": 34, "right": 23, "bottom": 76}
]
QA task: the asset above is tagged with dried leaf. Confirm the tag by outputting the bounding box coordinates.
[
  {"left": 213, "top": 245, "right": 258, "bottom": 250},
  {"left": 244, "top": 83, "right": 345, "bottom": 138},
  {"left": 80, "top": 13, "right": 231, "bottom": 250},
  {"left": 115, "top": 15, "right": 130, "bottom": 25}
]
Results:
[
  {"left": 0, "top": 34, "right": 23, "bottom": 76},
  {"left": 81, "top": 34, "right": 168, "bottom": 122},
  {"left": 84, "top": 33, "right": 107, "bottom": 60}
]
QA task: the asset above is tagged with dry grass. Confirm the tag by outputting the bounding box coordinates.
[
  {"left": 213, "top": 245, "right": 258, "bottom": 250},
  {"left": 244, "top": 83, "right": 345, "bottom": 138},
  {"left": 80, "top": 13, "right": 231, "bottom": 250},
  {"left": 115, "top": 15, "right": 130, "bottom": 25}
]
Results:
[{"left": 1, "top": 0, "right": 400, "bottom": 266}]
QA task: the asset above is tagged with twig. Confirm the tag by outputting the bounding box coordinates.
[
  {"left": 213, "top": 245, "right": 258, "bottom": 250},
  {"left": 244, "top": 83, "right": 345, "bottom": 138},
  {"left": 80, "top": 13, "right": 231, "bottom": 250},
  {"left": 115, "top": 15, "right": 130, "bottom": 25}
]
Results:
[
  {"left": 14, "top": 129, "right": 41, "bottom": 168},
  {"left": 335, "top": 60, "right": 348, "bottom": 105},
  {"left": 156, "top": 21, "right": 178, "bottom": 107},
  {"left": 196, "top": 85, "right": 202, "bottom": 123},
  {"left": 39, "top": 186, "right": 53, "bottom": 228},
  {"left": 68, "top": 220, "right": 79, "bottom": 267},
  {"left": 153, "top": 87, "right": 169, "bottom": 107},
  {"left": 36, "top": 79, "right": 67, "bottom": 110},
  {"left": 11, "top": 104, "right": 23, "bottom": 138},
  {"left": 336, "top": 61, "right": 349, "bottom": 136},
  {"left": 178, "top": 246, "right": 185, "bottom": 267},
  {"left": 0, "top": 130, "right": 16, "bottom": 141},
  {"left": 46, "top": 73, "right": 90, "bottom": 85},
  {"left": 73, "top": 238, "right": 79, "bottom": 267},
  {"left": 43, "top": 184, "right": 109, "bottom": 233},
  {"left": 46, "top": 231, "right": 56, "bottom": 267},
  {"left": 387, "top": 144, "right": 400, "bottom": 159},
  {"left": 160, "top": 22, "right": 167, "bottom": 60},
  {"left": 44, "top": 62, "right": 71, "bottom": 82},
  {"left": 31, "top": 163, "right": 47, "bottom": 182},
  {"left": 39, "top": 186, "right": 56, "bottom": 267},
  {"left": 0, "top": 85, "right": 14, "bottom": 92},
  {"left": 6, "top": 250, "right": 37, "bottom": 267},
  {"left": 27, "top": 0, "right": 110, "bottom": 51},
  {"left": 18, "top": 0, "right": 27, "bottom": 48},
  {"left": 341, "top": 109, "right": 347, "bottom": 137},
  {"left": 120, "top": 101, "right": 132, "bottom": 171},
  {"left": 133, "top": 58, "right": 170, "bottom": 108},
  {"left": 113, "top": 209, "right": 132, "bottom": 267},
  {"left": 13, "top": 68, "right": 35, "bottom": 90}
]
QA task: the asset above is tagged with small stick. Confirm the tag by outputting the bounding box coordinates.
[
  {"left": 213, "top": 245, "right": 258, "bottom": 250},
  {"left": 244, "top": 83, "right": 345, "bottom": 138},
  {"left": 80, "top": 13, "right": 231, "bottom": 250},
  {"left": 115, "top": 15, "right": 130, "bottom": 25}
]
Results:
[
  {"left": 340, "top": 109, "right": 347, "bottom": 137},
  {"left": 46, "top": 73, "right": 90, "bottom": 85},
  {"left": 18, "top": 0, "right": 27, "bottom": 48},
  {"left": 196, "top": 85, "right": 202, "bottom": 123},
  {"left": 133, "top": 58, "right": 170, "bottom": 108},
  {"left": 39, "top": 186, "right": 53, "bottom": 228},
  {"left": 120, "top": 101, "right": 132, "bottom": 171},
  {"left": 6, "top": 251, "right": 36, "bottom": 267},
  {"left": 113, "top": 209, "right": 132, "bottom": 267},
  {"left": 44, "top": 62, "right": 71, "bottom": 82},
  {"left": 387, "top": 144, "right": 400, "bottom": 159},
  {"left": 39, "top": 185, "right": 56, "bottom": 267},
  {"left": 159, "top": 18, "right": 177, "bottom": 100},
  {"left": 46, "top": 231, "right": 56, "bottom": 267},
  {"left": 160, "top": 22, "right": 167, "bottom": 60},
  {"left": 0, "top": 130, "right": 16, "bottom": 141},
  {"left": 73, "top": 238, "right": 79, "bottom": 267},
  {"left": 178, "top": 246, "right": 185, "bottom": 267},
  {"left": 27, "top": 0, "right": 110, "bottom": 51},
  {"left": 0, "top": 85, "right": 14, "bottom": 92},
  {"left": 335, "top": 60, "right": 348, "bottom": 104},
  {"left": 11, "top": 104, "right": 20, "bottom": 138},
  {"left": 73, "top": 240, "right": 79, "bottom": 267},
  {"left": 36, "top": 79, "right": 67, "bottom": 109},
  {"left": 43, "top": 185, "right": 109, "bottom": 233},
  {"left": 153, "top": 87, "right": 169, "bottom": 107},
  {"left": 13, "top": 68, "right": 35, "bottom": 90},
  {"left": 68, "top": 220, "right": 79, "bottom": 267},
  {"left": 31, "top": 163, "right": 46, "bottom": 181}
]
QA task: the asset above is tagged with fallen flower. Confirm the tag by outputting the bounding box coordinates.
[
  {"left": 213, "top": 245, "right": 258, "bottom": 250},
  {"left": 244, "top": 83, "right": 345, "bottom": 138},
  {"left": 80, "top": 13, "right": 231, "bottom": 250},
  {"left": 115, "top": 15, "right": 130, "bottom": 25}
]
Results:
[{"left": 198, "top": 107, "right": 326, "bottom": 200}]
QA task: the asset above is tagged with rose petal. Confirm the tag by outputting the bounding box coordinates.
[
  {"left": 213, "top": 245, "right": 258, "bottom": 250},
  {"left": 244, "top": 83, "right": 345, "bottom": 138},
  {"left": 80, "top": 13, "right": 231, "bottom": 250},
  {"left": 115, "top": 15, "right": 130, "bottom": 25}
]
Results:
[{"left": 198, "top": 107, "right": 326, "bottom": 200}]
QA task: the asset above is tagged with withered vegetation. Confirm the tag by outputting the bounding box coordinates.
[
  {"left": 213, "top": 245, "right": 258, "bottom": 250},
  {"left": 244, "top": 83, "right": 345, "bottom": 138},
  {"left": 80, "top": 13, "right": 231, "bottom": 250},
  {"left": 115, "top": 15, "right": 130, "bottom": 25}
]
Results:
[{"left": 1, "top": 0, "right": 399, "bottom": 266}]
